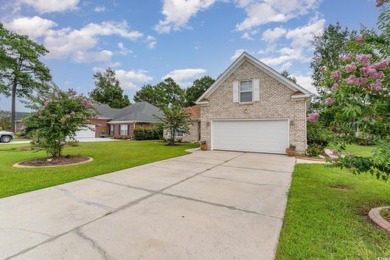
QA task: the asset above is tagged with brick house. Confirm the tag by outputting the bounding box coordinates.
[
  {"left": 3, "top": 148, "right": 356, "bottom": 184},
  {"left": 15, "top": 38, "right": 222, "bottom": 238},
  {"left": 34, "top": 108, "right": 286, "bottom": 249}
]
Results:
[
  {"left": 85, "top": 101, "right": 163, "bottom": 139},
  {"left": 196, "top": 52, "right": 312, "bottom": 154}
]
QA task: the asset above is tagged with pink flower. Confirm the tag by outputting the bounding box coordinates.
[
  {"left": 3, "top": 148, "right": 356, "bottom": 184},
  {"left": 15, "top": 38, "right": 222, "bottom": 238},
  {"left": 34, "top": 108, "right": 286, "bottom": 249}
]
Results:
[
  {"left": 370, "top": 79, "right": 382, "bottom": 90},
  {"left": 70, "top": 90, "right": 77, "bottom": 97},
  {"left": 331, "top": 70, "right": 342, "bottom": 80},
  {"left": 307, "top": 113, "right": 320, "bottom": 122},
  {"left": 355, "top": 35, "right": 364, "bottom": 44},
  {"left": 345, "top": 63, "right": 357, "bottom": 73},
  {"left": 325, "top": 98, "right": 335, "bottom": 105},
  {"left": 331, "top": 83, "right": 338, "bottom": 92},
  {"left": 82, "top": 99, "right": 89, "bottom": 107},
  {"left": 371, "top": 58, "right": 390, "bottom": 70},
  {"left": 342, "top": 53, "right": 354, "bottom": 62},
  {"left": 346, "top": 75, "right": 368, "bottom": 85},
  {"left": 356, "top": 54, "right": 372, "bottom": 66},
  {"left": 370, "top": 71, "right": 385, "bottom": 79}
]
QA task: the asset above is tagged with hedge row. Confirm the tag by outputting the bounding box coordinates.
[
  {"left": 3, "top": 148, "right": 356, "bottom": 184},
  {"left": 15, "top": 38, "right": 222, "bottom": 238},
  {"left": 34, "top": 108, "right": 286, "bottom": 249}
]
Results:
[{"left": 134, "top": 127, "right": 163, "bottom": 140}]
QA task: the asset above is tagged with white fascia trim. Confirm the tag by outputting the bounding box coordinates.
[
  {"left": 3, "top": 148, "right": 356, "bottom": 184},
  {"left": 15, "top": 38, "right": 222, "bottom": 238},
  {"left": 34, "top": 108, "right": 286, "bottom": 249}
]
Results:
[
  {"left": 196, "top": 52, "right": 312, "bottom": 103},
  {"left": 291, "top": 94, "right": 312, "bottom": 99},
  {"left": 108, "top": 121, "right": 135, "bottom": 124}
]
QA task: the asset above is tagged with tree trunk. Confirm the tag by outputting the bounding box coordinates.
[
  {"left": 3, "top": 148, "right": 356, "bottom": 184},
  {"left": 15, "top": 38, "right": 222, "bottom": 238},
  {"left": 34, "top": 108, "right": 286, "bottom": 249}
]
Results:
[{"left": 11, "top": 77, "right": 17, "bottom": 133}]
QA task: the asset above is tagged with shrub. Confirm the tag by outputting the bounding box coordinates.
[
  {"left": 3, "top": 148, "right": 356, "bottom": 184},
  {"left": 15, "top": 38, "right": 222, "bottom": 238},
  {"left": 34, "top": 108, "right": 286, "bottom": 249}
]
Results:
[
  {"left": 134, "top": 127, "right": 162, "bottom": 140},
  {"left": 307, "top": 144, "right": 324, "bottom": 157},
  {"left": 307, "top": 121, "right": 332, "bottom": 147}
]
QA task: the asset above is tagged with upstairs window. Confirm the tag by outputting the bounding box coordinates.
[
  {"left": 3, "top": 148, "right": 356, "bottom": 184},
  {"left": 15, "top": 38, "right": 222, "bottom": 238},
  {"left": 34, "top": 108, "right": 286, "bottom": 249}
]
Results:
[{"left": 240, "top": 80, "right": 253, "bottom": 103}]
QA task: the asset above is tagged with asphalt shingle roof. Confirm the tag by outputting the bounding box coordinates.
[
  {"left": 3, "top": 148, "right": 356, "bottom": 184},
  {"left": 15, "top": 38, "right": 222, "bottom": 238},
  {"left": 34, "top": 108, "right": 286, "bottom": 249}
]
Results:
[{"left": 93, "top": 102, "right": 163, "bottom": 123}]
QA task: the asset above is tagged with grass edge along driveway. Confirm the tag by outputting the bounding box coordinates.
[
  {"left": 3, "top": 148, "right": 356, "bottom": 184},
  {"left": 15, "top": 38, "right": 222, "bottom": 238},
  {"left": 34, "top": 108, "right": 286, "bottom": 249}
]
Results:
[
  {"left": 276, "top": 163, "right": 390, "bottom": 259},
  {"left": 0, "top": 141, "right": 198, "bottom": 199}
]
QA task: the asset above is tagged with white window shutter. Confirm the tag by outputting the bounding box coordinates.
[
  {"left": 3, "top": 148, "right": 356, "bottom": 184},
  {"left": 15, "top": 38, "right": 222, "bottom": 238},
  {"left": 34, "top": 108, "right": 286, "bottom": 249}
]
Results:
[
  {"left": 233, "top": 81, "right": 239, "bottom": 102},
  {"left": 253, "top": 79, "right": 260, "bottom": 101}
]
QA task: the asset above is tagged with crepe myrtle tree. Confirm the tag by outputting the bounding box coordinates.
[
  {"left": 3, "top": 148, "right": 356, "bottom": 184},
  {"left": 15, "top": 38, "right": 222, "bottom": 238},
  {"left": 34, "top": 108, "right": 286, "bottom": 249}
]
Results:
[
  {"left": 307, "top": 3, "right": 390, "bottom": 180},
  {"left": 24, "top": 87, "right": 95, "bottom": 157},
  {"left": 156, "top": 107, "right": 192, "bottom": 146}
]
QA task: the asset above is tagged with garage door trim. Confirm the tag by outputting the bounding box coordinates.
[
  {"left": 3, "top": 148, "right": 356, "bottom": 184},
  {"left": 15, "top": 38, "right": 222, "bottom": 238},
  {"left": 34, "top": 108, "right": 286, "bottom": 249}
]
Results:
[{"left": 210, "top": 118, "right": 290, "bottom": 154}]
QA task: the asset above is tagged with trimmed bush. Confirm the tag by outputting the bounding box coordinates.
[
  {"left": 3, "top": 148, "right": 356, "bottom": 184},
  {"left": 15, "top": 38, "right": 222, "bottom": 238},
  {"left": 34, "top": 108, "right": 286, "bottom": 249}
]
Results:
[{"left": 134, "top": 127, "right": 163, "bottom": 140}]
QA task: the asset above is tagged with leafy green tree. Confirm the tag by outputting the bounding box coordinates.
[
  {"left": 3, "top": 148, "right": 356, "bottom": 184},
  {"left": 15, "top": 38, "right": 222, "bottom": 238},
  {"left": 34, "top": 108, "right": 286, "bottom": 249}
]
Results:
[
  {"left": 185, "top": 76, "right": 215, "bottom": 106},
  {"left": 24, "top": 87, "right": 95, "bottom": 157},
  {"left": 0, "top": 23, "right": 52, "bottom": 132},
  {"left": 311, "top": 23, "right": 356, "bottom": 94},
  {"left": 280, "top": 70, "right": 297, "bottom": 84},
  {"left": 156, "top": 107, "right": 192, "bottom": 145},
  {"left": 0, "top": 110, "right": 11, "bottom": 130},
  {"left": 90, "top": 68, "right": 130, "bottom": 108},
  {"left": 134, "top": 77, "right": 185, "bottom": 110},
  {"left": 314, "top": 4, "right": 390, "bottom": 180}
]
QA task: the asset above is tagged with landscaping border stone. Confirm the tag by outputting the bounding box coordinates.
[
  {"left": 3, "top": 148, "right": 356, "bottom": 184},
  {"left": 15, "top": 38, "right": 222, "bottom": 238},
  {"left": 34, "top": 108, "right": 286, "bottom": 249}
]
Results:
[
  {"left": 13, "top": 157, "right": 93, "bottom": 168},
  {"left": 368, "top": 206, "right": 390, "bottom": 232}
]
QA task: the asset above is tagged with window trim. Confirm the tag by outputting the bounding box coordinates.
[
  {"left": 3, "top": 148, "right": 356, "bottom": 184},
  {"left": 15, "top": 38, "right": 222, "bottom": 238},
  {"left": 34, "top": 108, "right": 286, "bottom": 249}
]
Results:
[
  {"left": 110, "top": 124, "right": 115, "bottom": 136},
  {"left": 239, "top": 80, "right": 253, "bottom": 103}
]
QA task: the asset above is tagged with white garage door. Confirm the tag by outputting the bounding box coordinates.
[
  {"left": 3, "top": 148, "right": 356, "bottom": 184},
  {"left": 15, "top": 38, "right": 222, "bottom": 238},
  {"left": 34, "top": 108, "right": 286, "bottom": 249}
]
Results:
[
  {"left": 212, "top": 120, "right": 289, "bottom": 154},
  {"left": 74, "top": 124, "right": 96, "bottom": 139}
]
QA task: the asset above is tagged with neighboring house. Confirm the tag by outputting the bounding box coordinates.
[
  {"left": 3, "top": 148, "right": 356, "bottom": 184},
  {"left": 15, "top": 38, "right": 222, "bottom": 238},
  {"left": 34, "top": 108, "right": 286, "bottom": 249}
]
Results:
[
  {"left": 15, "top": 112, "right": 30, "bottom": 132},
  {"left": 80, "top": 101, "right": 163, "bottom": 139},
  {"left": 196, "top": 52, "right": 312, "bottom": 154},
  {"left": 163, "top": 105, "right": 201, "bottom": 142}
]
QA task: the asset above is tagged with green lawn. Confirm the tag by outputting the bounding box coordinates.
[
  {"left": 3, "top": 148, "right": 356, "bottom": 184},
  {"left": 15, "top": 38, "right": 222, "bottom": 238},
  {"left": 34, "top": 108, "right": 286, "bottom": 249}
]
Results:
[
  {"left": 276, "top": 164, "right": 390, "bottom": 259},
  {"left": 328, "top": 143, "right": 376, "bottom": 157},
  {"left": 0, "top": 140, "right": 198, "bottom": 198}
]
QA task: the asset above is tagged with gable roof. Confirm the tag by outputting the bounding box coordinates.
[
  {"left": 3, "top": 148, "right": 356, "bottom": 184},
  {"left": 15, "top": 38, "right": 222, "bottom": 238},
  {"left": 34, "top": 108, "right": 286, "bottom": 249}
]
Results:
[
  {"left": 93, "top": 101, "right": 163, "bottom": 123},
  {"left": 196, "top": 52, "right": 312, "bottom": 104}
]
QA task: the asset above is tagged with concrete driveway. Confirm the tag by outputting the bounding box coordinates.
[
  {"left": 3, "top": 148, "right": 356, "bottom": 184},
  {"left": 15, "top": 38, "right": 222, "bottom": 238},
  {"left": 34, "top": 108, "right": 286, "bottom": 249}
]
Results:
[{"left": 0, "top": 151, "right": 295, "bottom": 260}]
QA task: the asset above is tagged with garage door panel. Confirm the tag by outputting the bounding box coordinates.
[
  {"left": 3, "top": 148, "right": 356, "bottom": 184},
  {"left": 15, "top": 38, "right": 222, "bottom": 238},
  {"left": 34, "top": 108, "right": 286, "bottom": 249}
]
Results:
[
  {"left": 74, "top": 124, "right": 96, "bottom": 139},
  {"left": 212, "top": 120, "right": 288, "bottom": 154}
]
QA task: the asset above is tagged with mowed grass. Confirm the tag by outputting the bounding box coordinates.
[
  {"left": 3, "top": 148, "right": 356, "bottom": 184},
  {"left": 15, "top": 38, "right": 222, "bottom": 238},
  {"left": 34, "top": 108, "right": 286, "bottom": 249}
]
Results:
[
  {"left": 276, "top": 164, "right": 390, "bottom": 259},
  {"left": 0, "top": 140, "right": 198, "bottom": 198},
  {"left": 328, "top": 143, "right": 376, "bottom": 157}
]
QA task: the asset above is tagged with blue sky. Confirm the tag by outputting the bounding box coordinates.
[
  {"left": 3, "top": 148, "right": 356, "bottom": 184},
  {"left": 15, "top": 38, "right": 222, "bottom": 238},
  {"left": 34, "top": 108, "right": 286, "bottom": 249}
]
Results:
[{"left": 0, "top": 0, "right": 382, "bottom": 112}]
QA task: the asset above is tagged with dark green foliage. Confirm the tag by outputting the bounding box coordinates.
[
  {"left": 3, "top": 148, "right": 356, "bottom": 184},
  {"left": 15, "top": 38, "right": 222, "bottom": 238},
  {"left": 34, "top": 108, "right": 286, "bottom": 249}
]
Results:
[
  {"left": 156, "top": 107, "right": 192, "bottom": 145},
  {"left": 134, "top": 127, "right": 162, "bottom": 140},
  {"left": 280, "top": 70, "right": 297, "bottom": 83},
  {"left": 307, "top": 144, "right": 324, "bottom": 157},
  {"left": 0, "top": 23, "right": 52, "bottom": 132},
  {"left": 185, "top": 76, "right": 215, "bottom": 106},
  {"left": 0, "top": 110, "right": 10, "bottom": 130},
  {"left": 90, "top": 68, "right": 130, "bottom": 108},
  {"left": 134, "top": 78, "right": 185, "bottom": 110},
  {"left": 311, "top": 23, "right": 356, "bottom": 94},
  {"left": 307, "top": 121, "right": 332, "bottom": 147}
]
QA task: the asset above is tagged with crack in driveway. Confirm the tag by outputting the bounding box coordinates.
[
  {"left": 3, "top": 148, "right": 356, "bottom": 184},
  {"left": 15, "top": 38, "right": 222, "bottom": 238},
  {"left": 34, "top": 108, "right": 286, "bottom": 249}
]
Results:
[{"left": 75, "top": 229, "right": 108, "bottom": 260}]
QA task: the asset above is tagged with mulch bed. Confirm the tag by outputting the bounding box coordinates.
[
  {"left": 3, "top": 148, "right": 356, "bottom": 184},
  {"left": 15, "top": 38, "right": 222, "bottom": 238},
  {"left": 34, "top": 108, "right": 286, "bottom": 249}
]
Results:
[{"left": 18, "top": 156, "right": 90, "bottom": 167}]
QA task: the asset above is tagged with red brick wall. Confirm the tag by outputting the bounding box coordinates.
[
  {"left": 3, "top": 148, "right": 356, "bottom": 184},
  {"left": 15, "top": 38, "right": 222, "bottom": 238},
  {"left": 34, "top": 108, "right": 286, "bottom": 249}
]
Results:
[{"left": 87, "top": 119, "right": 109, "bottom": 138}]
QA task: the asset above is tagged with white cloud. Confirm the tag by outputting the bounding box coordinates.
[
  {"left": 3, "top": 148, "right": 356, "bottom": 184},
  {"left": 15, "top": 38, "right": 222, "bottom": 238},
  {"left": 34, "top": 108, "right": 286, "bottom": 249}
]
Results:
[
  {"left": 146, "top": 35, "right": 157, "bottom": 49},
  {"left": 231, "top": 49, "right": 247, "bottom": 60},
  {"left": 4, "top": 16, "right": 57, "bottom": 39},
  {"left": 163, "top": 69, "right": 206, "bottom": 83},
  {"left": 241, "top": 32, "right": 254, "bottom": 40},
  {"left": 115, "top": 70, "right": 153, "bottom": 89},
  {"left": 280, "top": 62, "right": 292, "bottom": 71},
  {"left": 261, "top": 27, "right": 286, "bottom": 42},
  {"left": 286, "top": 17, "right": 325, "bottom": 48},
  {"left": 117, "top": 42, "right": 132, "bottom": 55},
  {"left": 294, "top": 75, "right": 316, "bottom": 94},
  {"left": 236, "top": 0, "right": 321, "bottom": 31},
  {"left": 18, "top": 0, "right": 79, "bottom": 13},
  {"left": 43, "top": 21, "right": 143, "bottom": 62},
  {"left": 72, "top": 50, "right": 113, "bottom": 63},
  {"left": 93, "top": 6, "right": 106, "bottom": 12},
  {"left": 154, "top": 0, "right": 216, "bottom": 33}
]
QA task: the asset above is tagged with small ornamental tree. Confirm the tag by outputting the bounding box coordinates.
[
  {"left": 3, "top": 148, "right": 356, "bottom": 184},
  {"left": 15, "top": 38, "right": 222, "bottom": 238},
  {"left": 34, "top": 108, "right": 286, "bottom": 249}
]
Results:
[
  {"left": 156, "top": 107, "right": 192, "bottom": 146},
  {"left": 24, "top": 87, "right": 95, "bottom": 157},
  {"left": 311, "top": 3, "right": 390, "bottom": 180}
]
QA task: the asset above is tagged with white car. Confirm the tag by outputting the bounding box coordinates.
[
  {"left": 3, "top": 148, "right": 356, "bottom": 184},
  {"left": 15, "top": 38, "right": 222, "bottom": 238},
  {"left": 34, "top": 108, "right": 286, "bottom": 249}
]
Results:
[{"left": 0, "top": 131, "right": 16, "bottom": 143}]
